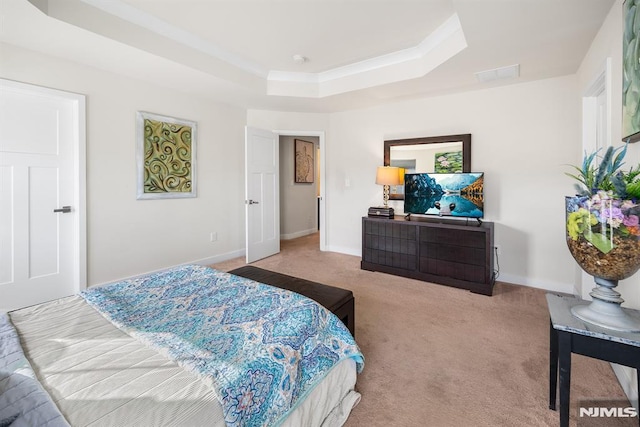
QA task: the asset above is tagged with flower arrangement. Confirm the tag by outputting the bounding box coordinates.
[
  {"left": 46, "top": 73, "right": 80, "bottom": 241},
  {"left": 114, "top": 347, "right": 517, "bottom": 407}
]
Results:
[
  {"left": 565, "top": 143, "right": 640, "bottom": 280},
  {"left": 565, "top": 142, "right": 640, "bottom": 331},
  {"left": 566, "top": 192, "right": 640, "bottom": 253},
  {"left": 566, "top": 144, "right": 640, "bottom": 199}
]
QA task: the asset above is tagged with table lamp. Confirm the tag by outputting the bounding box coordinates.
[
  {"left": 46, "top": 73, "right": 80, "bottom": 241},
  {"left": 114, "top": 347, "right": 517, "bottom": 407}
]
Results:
[{"left": 369, "top": 166, "right": 401, "bottom": 218}]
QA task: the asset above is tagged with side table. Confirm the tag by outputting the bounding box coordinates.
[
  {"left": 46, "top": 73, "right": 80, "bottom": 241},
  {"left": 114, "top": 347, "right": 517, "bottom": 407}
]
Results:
[{"left": 546, "top": 293, "right": 640, "bottom": 427}]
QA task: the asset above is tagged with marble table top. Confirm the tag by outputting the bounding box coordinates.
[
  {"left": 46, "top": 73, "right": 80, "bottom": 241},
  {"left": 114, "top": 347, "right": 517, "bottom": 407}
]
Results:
[{"left": 546, "top": 293, "right": 640, "bottom": 348}]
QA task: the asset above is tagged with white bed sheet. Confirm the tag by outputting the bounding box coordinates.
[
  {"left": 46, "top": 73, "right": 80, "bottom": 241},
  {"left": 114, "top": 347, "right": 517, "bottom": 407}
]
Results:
[{"left": 9, "top": 295, "right": 360, "bottom": 427}]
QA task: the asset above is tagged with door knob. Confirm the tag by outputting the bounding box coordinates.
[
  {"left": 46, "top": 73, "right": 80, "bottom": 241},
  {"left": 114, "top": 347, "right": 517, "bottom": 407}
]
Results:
[{"left": 53, "top": 206, "right": 72, "bottom": 213}]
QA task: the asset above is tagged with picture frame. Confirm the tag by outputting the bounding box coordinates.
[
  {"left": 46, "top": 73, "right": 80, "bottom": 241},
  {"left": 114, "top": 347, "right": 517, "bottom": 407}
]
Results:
[
  {"left": 294, "top": 138, "right": 314, "bottom": 183},
  {"left": 623, "top": 0, "right": 640, "bottom": 143},
  {"left": 136, "top": 111, "right": 197, "bottom": 199},
  {"left": 434, "top": 151, "right": 463, "bottom": 173}
]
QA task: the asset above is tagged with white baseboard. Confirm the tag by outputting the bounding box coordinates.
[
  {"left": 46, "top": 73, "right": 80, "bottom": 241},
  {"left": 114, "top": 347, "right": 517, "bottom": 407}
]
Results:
[
  {"left": 190, "top": 249, "right": 245, "bottom": 266},
  {"left": 612, "top": 364, "right": 639, "bottom": 410},
  {"left": 496, "top": 272, "right": 574, "bottom": 294},
  {"left": 325, "top": 245, "right": 361, "bottom": 257},
  {"left": 281, "top": 228, "right": 318, "bottom": 240}
]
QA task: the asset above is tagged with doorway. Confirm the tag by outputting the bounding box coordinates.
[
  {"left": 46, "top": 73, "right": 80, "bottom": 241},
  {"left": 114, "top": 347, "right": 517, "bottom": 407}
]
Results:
[
  {"left": 276, "top": 131, "right": 325, "bottom": 251},
  {"left": 279, "top": 135, "right": 319, "bottom": 238},
  {"left": 580, "top": 58, "right": 612, "bottom": 299}
]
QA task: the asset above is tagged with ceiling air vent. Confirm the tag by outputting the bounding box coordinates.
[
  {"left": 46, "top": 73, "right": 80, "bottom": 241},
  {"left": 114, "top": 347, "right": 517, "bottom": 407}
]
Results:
[{"left": 475, "top": 64, "right": 520, "bottom": 83}]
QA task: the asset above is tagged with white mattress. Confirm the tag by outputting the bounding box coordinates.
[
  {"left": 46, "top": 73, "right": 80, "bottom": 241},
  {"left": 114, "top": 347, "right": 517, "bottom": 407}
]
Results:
[{"left": 9, "top": 295, "right": 360, "bottom": 427}]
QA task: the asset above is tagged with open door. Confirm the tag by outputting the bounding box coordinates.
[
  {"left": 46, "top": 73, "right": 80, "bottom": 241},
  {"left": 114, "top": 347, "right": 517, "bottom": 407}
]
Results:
[
  {"left": 245, "top": 127, "right": 280, "bottom": 263},
  {"left": 0, "top": 79, "right": 86, "bottom": 311}
]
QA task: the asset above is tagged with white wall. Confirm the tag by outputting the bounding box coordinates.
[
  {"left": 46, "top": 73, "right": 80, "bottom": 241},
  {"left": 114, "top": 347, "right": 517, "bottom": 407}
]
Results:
[
  {"left": 247, "top": 111, "right": 330, "bottom": 133},
  {"left": 331, "top": 77, "right": 581, "bottom": 293},
  {"left": 279, "top": 135, "right": 319, "bottom": 239},
  {"left": 1, "top": 12, "right": 606, "bottom": 299},
  {"left": 577, "top": 0, "right": 638, "bottom": 409},
  {"left": 577, "top": 0, "right": 640, "bottom": 311},
  {"left": 0, "top": 42, "right": 247, "bottom": 286},
  {"left": 250, "top": 76, "right": 582, "bottom": 293}
]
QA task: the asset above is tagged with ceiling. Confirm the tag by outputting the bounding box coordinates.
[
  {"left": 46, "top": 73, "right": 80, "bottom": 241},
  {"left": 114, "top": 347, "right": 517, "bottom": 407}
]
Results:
[{"left": 0, "top": 0, "right": 615, "bottom": 112}]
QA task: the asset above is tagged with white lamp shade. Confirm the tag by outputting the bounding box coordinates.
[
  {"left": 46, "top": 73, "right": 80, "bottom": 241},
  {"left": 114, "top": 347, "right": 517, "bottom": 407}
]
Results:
[{"left": 376, "top": 166, "right": 402, "bottom": 185}]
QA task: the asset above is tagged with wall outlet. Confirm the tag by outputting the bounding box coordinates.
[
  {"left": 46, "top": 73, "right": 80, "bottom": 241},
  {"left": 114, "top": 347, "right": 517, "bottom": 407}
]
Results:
[{"left": 210, "top": 232, "right": 218, "bottom": 242}]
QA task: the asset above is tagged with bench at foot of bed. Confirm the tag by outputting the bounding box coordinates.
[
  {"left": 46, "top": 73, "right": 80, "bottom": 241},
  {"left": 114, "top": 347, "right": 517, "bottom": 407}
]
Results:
[{"left": 228, "top": 266, "right": 355, "bottom": 337}]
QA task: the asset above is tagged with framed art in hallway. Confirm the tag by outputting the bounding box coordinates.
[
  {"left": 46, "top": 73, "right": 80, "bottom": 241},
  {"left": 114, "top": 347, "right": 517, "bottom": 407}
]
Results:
[
  {"left": 623, "top": 0, "right": 640, "bottom": 143},
  {"left": 136, "top": 111, "right": 197, "bottom": 199},
  {"left": 295, "top": 138, "right": 314, "bottom": 183}
]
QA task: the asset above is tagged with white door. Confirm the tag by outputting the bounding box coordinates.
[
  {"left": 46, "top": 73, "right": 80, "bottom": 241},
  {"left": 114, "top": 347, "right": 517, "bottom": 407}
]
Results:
[
  {"left": 0, "top": 79, "right": 86, "bottom": 312},
  {"left": 245, "top": 126, "right": 279, "bottom": 263}
]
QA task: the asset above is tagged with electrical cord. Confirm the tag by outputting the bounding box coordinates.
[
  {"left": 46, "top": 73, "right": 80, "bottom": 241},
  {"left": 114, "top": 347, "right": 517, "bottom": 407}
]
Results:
[{"left": 494, "top": 246, "right": 500, "bottom": 280}]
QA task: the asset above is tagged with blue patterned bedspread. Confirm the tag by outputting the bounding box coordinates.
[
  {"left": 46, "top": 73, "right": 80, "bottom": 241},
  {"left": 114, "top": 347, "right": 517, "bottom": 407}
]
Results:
[{"left": 81, "top": 264, "right": 364, "bottom": 427}]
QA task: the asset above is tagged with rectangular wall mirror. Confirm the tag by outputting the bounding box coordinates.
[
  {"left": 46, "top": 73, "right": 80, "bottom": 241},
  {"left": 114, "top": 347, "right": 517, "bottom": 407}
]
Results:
[{"left": 384, "top": 134, "right": 471, "bottom": 200}]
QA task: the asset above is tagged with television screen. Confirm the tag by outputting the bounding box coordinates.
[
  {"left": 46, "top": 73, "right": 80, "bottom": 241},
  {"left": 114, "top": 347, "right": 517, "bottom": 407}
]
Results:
[{"left": 404, "top": 172, "right": 484, "bottom": 218}]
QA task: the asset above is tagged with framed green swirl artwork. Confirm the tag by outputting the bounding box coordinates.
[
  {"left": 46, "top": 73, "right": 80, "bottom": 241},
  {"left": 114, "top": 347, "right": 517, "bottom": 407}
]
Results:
[
  {"left": 623, "top": 0, "right": 640, "bottom": 143},
  {"left": 136, "top": 111, "right": 197, "bottom": 199}
]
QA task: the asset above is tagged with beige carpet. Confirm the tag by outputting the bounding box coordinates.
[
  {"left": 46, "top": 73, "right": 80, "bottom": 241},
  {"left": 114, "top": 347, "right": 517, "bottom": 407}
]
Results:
[{"left": 211, "top": 233, "right": 636, "bottom": 427}]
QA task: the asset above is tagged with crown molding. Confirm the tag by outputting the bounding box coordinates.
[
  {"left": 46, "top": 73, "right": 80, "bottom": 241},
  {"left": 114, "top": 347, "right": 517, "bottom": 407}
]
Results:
[
  {"left": 45, "top": 1, "right": 467, "bottom": 98},
  {"left": 267, "top": 14, "right": 466, "bottom": 97},
  {"left": 79, "top": 0, "right": 268, "bottom": 77}
]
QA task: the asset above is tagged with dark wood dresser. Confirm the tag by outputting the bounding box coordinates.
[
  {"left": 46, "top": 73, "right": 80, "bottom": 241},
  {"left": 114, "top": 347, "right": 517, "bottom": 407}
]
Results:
[{"left": 361, "top": 216, "right": 495, "bottom": 295}]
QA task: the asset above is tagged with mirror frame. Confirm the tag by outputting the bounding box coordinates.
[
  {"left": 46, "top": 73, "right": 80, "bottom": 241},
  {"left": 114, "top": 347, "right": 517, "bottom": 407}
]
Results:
[{"left": 384, "top": 133, "right": 471, "bottom": 200}]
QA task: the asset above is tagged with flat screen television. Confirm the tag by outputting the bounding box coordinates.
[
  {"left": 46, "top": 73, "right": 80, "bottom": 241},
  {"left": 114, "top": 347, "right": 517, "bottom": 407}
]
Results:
[{"left": 404, "top": 172, "right": 484, "bottom": 218}]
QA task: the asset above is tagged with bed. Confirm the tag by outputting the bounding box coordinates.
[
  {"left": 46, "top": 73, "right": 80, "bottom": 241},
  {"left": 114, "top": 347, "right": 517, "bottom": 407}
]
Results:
[{"left": 1, "top": 264, "right": 364, "bottom": 427}]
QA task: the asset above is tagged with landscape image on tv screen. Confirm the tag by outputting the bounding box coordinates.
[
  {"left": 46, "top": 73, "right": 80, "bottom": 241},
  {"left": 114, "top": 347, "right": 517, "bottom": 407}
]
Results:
[{"left": 404, "top": 172, "right": 484, "bottom": 218}]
